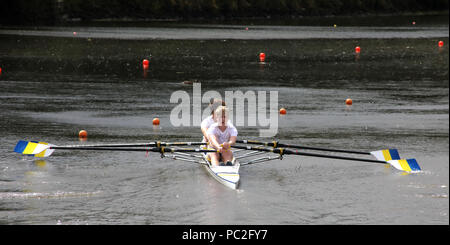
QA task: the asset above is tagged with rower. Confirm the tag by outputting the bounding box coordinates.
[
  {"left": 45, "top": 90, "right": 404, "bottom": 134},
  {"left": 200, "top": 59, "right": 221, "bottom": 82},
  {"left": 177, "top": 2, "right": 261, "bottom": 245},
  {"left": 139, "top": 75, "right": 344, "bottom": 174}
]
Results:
[
  {"left": 207, "top": 106, "right": 238, "bottom": 167},
  {"left": 201, "top": 98, "right": 230, "bottom": 143}
]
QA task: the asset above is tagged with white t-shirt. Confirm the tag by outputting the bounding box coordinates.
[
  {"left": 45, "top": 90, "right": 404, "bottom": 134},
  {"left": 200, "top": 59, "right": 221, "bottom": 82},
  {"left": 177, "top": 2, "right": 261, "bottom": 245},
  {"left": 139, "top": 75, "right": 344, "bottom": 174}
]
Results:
[
  {"left": 207, "top": 122, "right": 238, "bottom": 144},
  {"left": 201, "top": 115, "right": 235, "bottom": 129},
  {"left": 201, "top": 115, "right": 215, "bottom": 129}
]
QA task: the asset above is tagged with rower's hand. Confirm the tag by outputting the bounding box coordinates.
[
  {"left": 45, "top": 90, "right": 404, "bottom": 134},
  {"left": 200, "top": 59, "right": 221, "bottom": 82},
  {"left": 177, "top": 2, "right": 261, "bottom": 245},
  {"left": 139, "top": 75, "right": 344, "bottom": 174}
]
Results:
[
  {"left": 217, "top": 146, "right": 224, "bottom": 153},
  {"left": 203, "top": 136, "right": 209, "bottom": 143},
  {"left": 222, "top": 142, "right": 231, "bottom": 150}
]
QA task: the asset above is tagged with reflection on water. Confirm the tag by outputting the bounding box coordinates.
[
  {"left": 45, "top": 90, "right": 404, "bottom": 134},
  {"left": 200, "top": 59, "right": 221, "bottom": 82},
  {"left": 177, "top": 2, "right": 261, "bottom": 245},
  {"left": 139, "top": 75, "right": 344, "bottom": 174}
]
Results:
[
  {"left": 34, "top": 160, "right": 47, "bottom": 168},
  {"left": 0, "top": 15, "right": 448, "bottom": 225},
  {"left": 0, "top": 191, "right": 101, "bottom": 199}
]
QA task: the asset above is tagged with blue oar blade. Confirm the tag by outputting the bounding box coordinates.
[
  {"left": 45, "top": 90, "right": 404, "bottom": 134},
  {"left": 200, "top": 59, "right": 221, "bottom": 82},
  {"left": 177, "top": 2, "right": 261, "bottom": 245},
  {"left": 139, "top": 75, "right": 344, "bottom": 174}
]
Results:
[
  {"left": 406, "top": 158, "right": 421, "bottom": 172},
  {"left": 14, "top": 140, "right": 29, "bottom": 154},
  {"left": 388, "top": 149, "right": 400, "bottom": 160}
]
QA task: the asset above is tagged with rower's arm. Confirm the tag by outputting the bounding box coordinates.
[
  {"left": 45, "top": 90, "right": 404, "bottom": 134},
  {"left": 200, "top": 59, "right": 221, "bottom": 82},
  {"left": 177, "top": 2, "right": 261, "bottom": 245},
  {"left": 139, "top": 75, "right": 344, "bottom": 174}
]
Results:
[
  {"left": 222, "top": 136, "right": 236, "bottom": 150},
  {"left": 229, "top": 136, "right": 237, "bottom": 145},
  {"left": 209, "top": 135, "right": 221, "bottom": 150},
  {"left": 201, "top": 127, "right": 209, "bottom": 142}
]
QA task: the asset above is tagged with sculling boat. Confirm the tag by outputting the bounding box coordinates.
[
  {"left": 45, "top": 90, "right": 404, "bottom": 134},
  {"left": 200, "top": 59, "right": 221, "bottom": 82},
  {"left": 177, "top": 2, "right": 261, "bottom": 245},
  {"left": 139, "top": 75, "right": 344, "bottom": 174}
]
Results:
[
  {"left": 202, "top": 154, "right": 240, "bottom": 189},
  {"left": 13, "top": 139, "right": 421, "bottom": 190}
]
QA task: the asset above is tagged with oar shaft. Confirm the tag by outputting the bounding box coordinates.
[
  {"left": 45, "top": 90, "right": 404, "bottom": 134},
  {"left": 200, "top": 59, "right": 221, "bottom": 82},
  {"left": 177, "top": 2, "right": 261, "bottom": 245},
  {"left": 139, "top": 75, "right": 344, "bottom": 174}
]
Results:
[
  {"left": 231, "top": 145, "right": 387, "bottom": 165},
  {"left": 55, "top": 142, "right": 207, "bottom": 148},
  {"left": 281, "top": 145, "right": 369, "bottom": 155},
  {"left": 237, "top": 140, "right": 369, "bottom": 155},
  {"left": 51, "top": 146, "right": 148, "bottom": 152},
  {"left": 50, "top": 146, "right": 216, "bottom": 153},
  {"left": 285, "top": 150, "right": 387, "bottom": 164}
]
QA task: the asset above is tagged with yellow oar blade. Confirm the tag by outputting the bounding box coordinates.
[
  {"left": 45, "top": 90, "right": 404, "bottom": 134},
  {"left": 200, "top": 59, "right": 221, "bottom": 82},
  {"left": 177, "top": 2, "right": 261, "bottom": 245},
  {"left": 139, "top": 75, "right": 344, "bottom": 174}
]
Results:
[
  {"left": 387, "top": 159, "right": 421, "bottom": 172},
  {"left": 14, "top": 140, "right": 55, "bottom": 157}
]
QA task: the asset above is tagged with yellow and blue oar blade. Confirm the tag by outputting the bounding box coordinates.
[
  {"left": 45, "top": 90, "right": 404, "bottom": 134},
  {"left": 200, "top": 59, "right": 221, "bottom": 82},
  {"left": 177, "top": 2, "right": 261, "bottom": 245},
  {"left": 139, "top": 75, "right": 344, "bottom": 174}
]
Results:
[
  {"left": 387, "top": 158, "right": 421, "bottom": 173},
  {"left": 370, "top": 150, "right": 421, "bottom": 172},
  {"left": 14, "top": 140, "right": 55, "bottom": 157},
  {"left": 370, "top": 149, "right": 401, "bottom": 161}
]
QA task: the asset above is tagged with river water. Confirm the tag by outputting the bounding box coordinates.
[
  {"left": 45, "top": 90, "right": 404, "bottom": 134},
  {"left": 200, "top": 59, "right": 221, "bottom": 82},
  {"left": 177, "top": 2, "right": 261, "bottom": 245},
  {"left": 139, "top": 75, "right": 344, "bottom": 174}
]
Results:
[{"left": 0, "top": 15, "right": 448, "bottom": 225}]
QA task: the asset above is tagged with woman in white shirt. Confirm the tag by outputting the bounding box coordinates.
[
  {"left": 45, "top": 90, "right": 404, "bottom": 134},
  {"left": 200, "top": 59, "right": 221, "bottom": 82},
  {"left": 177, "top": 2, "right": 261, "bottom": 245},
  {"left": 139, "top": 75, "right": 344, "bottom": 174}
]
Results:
[
  {"left": 207, "top": 106, "right": 238, "bottom": 166},
  {"left": 201, "top": 99, "right": 225, "bottom": 143}
]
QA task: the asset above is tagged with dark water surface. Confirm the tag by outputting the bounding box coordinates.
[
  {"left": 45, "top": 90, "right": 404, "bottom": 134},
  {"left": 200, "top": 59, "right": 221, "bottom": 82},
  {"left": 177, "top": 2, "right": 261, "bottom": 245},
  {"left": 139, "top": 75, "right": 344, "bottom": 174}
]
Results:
[{"left": 0, "top": 15, "right": 448, "bottom": 225}]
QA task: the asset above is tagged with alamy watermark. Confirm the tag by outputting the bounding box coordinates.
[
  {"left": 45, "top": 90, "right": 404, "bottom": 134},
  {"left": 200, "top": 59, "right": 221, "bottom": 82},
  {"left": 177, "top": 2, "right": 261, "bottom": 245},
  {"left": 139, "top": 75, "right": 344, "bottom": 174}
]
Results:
[{"left": 170, "top": 83, "right": 278, "bottom": 137}]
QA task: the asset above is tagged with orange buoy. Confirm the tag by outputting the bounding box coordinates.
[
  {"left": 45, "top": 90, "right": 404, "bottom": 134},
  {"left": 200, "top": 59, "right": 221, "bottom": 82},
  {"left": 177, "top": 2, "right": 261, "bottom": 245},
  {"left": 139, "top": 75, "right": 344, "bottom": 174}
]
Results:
[
  {"left": 152, "top": 118, "right": 160, "bottom": 125},
  {"left": 259, "top": 53, "right": 266, "bottom": 62},
  {"left": 438, "top": 41, "right": 444, "bottom": 48},
  {"left": 279, "top": 108, "right": 287, "bottom": 115},
  {"left": 355, "top": 46, "right": 361, "bottom": 54},
  {"left": 78, "top": 130, "right": 88, "bottom": 138},
  {"left": 345, "top": 98, "right": 353, "bottom": 105}
]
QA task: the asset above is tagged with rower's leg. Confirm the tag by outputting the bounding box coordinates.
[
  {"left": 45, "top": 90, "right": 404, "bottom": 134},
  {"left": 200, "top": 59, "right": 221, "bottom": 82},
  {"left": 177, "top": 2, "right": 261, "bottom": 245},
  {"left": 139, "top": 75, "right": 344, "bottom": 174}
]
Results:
[
  {"left": 221, "top": 150, "right": 233, "bottom": 164},
  {"left": 209, "top": 153, "right": 220, "bottom": 166}
]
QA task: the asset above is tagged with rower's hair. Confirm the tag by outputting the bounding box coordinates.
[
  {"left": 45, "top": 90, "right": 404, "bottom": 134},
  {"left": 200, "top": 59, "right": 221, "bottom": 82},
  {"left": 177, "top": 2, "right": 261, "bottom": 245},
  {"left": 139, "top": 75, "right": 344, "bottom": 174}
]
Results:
[
  {"left": 210, "top": 99, "right": 226, "bottom": 115},
  {"left": 214, "top": 106, "right": 229, "bottom": 122}
]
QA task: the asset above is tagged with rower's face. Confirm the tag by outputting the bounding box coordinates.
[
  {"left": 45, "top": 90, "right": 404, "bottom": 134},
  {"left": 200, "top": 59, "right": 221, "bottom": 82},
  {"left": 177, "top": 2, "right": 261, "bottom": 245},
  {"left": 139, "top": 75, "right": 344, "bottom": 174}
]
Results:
[
  {"left": 216, "top": 111, "right": 228, "bottom": 126},
  {"left": 220, "top": 113, "right": 226, "bottom": 126}
]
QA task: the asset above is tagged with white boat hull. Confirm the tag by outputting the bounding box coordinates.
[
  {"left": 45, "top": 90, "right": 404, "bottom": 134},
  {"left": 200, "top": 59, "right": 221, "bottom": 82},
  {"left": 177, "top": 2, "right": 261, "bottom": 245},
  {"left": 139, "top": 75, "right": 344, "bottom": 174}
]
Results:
[{"left": 202, "top": 154, "right": 240, "bottom": 189}]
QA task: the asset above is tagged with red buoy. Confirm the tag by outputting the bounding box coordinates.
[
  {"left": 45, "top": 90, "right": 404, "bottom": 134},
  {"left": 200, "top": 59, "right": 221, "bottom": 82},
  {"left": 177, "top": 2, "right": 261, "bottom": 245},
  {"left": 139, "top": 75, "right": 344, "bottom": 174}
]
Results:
[
  {"left": 438, "top": 41, "right": 444, "bottom": 48},
  {"left": 346, "top": 98, "right": 353, "bottom": 105},
  {"left": 153, "top": 118, "right": 160, "bottom": 125},
  {"left": 259, "top": 53, "right": 266, "bottom": 62},
  {"left": 143, "top": 59, "right": 149, "bottom": 66},
  {"left": 355, "top": 46, "right": 361, "bottom": 54},
  {"left": 79, "top": 130, "right": 88, "bottom": 139},
  {"left": 279, "top": 108, "right": 287, "bottom": 115}
]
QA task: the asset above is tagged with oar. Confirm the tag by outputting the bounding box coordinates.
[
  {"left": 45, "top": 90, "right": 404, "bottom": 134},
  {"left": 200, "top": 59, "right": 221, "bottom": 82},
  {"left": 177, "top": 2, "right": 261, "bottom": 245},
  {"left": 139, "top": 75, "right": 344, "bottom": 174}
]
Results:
[
  {"left": 45, "top": 141, "right": 207, "bottom": 148},
  {"left": 14, "top": 140, "right": 216, "bottom": 157},
  {"left": 51, "top": 146, "right": 214, "bottom": 153},
  {"left": 231, "top": 145, "right": 421, "bottom": 173},
  {"left": 237, "top": 139, "right": 401, "bottom": 162}
]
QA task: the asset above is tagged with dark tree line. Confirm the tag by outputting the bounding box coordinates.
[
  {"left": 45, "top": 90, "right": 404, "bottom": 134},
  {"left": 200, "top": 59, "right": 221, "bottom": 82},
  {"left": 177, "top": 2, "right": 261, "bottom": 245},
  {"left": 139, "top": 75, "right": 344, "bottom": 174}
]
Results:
[{"left": 1, "top": 0, "right": 448, "bottom": 25}]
